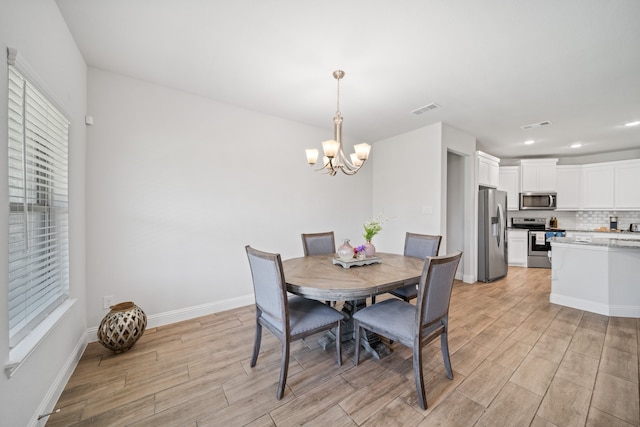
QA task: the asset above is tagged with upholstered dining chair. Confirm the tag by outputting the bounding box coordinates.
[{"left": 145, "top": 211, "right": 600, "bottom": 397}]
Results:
[
  {"left": 245, "top": 245, "right": 344, "bottom": 400},
  {"left": 301, "top": 231, "right": 336, "bottom": 256},
  {"left": 302, "top": 231, "right": 336, "bottom": 306},
  {"left": 353, "top": 251, "right": 462, "bottom": 410},
  {"left": 371, "top": 233, "right": 441, "bottom": 304}
]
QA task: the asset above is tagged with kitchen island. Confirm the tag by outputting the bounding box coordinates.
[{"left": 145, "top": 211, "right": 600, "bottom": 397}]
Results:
[{"left": 550, "top": 237, "right": 640, "bottom": 317}]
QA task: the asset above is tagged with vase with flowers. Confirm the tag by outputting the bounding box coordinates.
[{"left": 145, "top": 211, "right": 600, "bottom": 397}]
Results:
[
  {"left": 362, "top": 213, "right": 389, "bottom": 257},
  {"left": 354, "top": 244, "right": 367, "bottom": 260}
]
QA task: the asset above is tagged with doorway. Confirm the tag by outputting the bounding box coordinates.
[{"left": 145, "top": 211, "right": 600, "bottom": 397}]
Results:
[{"left": 447, "top": 151, "right": 467, "bottom": 280}]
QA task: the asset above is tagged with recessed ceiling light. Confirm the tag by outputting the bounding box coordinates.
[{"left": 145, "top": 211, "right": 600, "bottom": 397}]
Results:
[
  {"left": 570, "top": 143, "right": 582, "bottom": 149},
  {"left": 625, "top": 121, "right": 640, "bottom": 127},
  {"left": 523, "top": 140, "right": 535, "bottom": 145}
]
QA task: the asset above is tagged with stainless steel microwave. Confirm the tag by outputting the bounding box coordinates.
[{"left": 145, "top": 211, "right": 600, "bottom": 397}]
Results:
[{"left": 519, "top": 192, "right": 557, "bottom": 210}]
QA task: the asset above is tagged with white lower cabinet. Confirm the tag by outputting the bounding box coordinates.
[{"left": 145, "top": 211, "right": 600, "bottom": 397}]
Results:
[{"left": 508, "top": 229, "right": 528, "bottom": 266}]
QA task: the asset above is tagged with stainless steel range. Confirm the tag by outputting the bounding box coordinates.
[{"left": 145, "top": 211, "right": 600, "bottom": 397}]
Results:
[{"left": 511, "top": 218, "right": 565, "bottom": 268}]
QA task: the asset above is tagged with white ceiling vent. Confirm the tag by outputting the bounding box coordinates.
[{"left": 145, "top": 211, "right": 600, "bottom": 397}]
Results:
[
  {"left": 411, "top": 103, "right": 440, "bottom": 115},
  {"left": 521, "top": 121, "right": 552, "bottom": 130}
]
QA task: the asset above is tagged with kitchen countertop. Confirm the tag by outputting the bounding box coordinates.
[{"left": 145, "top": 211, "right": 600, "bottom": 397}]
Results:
[
  {"left": 550, "top": 236, "right": 640, "bottom": 250},
  {"left": 507, "top": 227, "right": 640, "bottom": 235},
  {"left": 568, "top": 229, "right": 640, "bottom": 234}
]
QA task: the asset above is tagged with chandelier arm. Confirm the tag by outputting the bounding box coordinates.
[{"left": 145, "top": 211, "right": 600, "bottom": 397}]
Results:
[
  {"left": 338, "top": 146, "right": 356, "bottom": 170},
  {"left": 340, "top": 165, "right": 360, "bottom": 176},
  {"left": 313, "top": 157, "right": 338, "bottom": 175}
]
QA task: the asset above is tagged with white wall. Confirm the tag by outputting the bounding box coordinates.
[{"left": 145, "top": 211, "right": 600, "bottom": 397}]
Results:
[
  {"left": 0, "top": 1, "right": 87, "bottom": 426},
  {"left": 371, "top": 122, "right": 476, "bottom": 281},
  {"left": 371, "top": 123, "right": 443, "bottom": 254},
  {"left": 85, "top": 68, "right": 372, "bottom": 329}
]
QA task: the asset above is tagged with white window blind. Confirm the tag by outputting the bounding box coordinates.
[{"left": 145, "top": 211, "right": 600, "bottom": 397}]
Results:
[{"left": 7, "top": 62, "right": 70, "bottom": 349}]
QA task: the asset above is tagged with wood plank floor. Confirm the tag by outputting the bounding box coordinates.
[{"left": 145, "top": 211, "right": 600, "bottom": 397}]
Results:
[{"left": 47, "top": 267, "right": 640, "bottom": 426}]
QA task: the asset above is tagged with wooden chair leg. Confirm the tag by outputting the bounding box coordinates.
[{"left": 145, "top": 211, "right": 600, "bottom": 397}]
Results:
[
  {"left": 277, "top": 339, "right": 290, "bottom": 400},
  {"left": 440, "top": 330, "right": 453, "bottom": 380},
  {"left": 250, "top": 322, "right": 262, "bottom": 367},
  {"left": 413, "top": 342, "right": 427, "bottom": 410}
]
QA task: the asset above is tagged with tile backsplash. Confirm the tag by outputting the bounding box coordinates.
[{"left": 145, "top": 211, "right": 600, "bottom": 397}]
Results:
[{"left": 508, "top": 210, "right": 640, "bottom": 231}]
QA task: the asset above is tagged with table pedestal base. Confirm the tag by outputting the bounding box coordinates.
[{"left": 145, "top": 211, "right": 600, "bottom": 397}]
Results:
[{"left": 317, "top": 298, "right": 391, "bottom": 360}]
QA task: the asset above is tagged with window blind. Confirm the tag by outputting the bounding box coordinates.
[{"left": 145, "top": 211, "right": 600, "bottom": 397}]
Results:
[{"left": 7, "top": 63, "right": 70, "bottom": 349}]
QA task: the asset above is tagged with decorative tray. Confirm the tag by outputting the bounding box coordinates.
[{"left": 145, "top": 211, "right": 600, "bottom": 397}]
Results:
[{"left": 332, "top": 256, "right": 382, "bottom": 269}]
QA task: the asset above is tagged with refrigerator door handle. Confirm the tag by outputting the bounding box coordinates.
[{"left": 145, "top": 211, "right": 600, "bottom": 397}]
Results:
[{"left": 496, "top": 203, "right": 504, "bottom": 249}]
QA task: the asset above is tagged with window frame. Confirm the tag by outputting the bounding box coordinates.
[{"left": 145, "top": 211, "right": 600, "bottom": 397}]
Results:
[{"left": 6, "top": 48, "right": 71, "bottom": 355}]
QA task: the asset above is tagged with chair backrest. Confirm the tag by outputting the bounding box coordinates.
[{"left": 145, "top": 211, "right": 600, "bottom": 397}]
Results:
[
  {"left": 415, "top": 251, "right": 462, "bottom": 332},
  {"left": 245, "top": 246, "right": 288, "bottom": 329},
  {"left": 404, "top": 233, "right": 442, "bottom": 259},
  {"left": 301, "top": 232, "right": 336, "bottom": 256}
]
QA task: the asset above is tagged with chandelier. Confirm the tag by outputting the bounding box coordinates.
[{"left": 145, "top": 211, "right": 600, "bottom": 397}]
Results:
[{"left": 305, "top": 70, "right": 371, "bottom": 176}]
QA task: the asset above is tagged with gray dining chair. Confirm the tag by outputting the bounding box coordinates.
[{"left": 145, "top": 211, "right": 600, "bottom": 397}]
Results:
[
  {"left": 353, "top": 251, "right": 462, "bottom": 410},
  {"left": 391, "top": 233, "right": 442, "bottom": 301},
  {"left": 301, "top": 231, "right": 336, "bottom": 256},
  {"left": 245, "top": 245, "right": 344, "bottom": 400},
  {"left": 302, "top": 231, "right": 336, "bottom": 306},
  {"left": 372, "top": 233, "right": 442, "bottom": 304}
]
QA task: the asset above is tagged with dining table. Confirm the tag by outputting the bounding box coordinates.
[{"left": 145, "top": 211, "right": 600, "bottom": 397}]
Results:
[{"left": 282, "top": 252, "right": 425, "bottom": 359}]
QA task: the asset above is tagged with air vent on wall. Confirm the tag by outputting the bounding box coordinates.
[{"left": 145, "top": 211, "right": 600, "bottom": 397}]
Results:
[
  {"left": 411, "top": 103, "right": 440, "bottom": 115},
  {"left": 521, "top": 121, "right": 552, "bottom": 130}
]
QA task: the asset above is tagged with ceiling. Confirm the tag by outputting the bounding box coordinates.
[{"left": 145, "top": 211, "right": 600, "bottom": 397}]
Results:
[{"left": 55, "top": 0, "right": 640, "bottom": 159}]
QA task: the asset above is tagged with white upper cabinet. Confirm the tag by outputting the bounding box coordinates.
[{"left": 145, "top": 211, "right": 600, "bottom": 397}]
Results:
[
  {"left": 477, "top": 151, "right": 500, "bottom": 188},
  {"left": 614, "top": 159, "right": 640, "bottom": 209},
  {"left": 498, "top": 166, "right": 519, "bottom": 210},
  {"left": 581, "top": 164, "right": 614, "bottom": 209},
  {"left": 520, "top": 159, "right": 558, "bottom": 192},
  {"left": 556, "top": 165, "right": 582, "bottom": 210}
]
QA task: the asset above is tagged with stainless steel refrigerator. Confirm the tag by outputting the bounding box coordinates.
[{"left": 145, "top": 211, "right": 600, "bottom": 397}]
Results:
[{"left": 478, "top": 188, "right": 508, "bottom": 282}]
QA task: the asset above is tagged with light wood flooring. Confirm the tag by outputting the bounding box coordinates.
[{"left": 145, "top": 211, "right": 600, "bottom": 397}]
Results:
[{"left": 47, "top": 267, "right": 640, "bottom": 426}]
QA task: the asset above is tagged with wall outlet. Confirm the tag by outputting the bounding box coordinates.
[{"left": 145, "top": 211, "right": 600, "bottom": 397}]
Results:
[
  {"left": 422, "top": 205, "right": 433, "bottom": 214},
  {"left": 103, "top": 295, "right": 115, "bottom": 310}
]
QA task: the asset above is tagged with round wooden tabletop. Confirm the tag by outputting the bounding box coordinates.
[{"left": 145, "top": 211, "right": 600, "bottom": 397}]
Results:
[{"left": 282, "top": 253, "right": 425, "bottom": 301}]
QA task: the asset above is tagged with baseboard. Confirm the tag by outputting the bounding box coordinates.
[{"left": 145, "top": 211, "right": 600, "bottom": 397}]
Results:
[
  {"left": 550, "top": 293, "right": 640, "bottom": 318},
  {"left": 33, "top": 333, "right": 87, "bottom": 426},
  {"left": 461, "top": 272, "right": 475, "bottom": 283},
  {"left": 86, "top": 294, "right": 255, "bottom": 342}
]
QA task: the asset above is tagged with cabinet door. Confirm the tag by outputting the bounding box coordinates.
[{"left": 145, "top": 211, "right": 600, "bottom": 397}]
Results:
[
  {"left": 582, "top": 165, "right": 614, "bottom": 209},
  {"left": 507, "top": 230, "right": 528, "bottom": 266},
  {"left": 537, "top": 163, "right": 557, "bottom": 192},
  {"left": 520, "top": 163, "right": 538, "bottom": 192},
  {"left": 615, "top": 161, "right": 640, "bottom": 209},
  {"left": 478, "top": 155, "right": 499, "bottom": 188},
  {"left": 489, "top": 161, "right": 500, "bottom": 188},
  {"left": 498, "top": 167, "right": 519, "bottom": 210},
  {"left": 556, "top": 166, "right": 581, "bottom": 210},
  {"left": 520, "top": 161, "right": 557, "bottom": 192}
]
